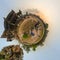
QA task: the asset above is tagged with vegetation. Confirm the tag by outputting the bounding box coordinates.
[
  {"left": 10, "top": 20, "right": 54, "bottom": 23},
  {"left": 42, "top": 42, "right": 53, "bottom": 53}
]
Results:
[
  {"left": 23, "top": 33, "right": 28, "bottom": 39},
  {"left": 0, "top": 45, "right": 23, "bottom": 60}
]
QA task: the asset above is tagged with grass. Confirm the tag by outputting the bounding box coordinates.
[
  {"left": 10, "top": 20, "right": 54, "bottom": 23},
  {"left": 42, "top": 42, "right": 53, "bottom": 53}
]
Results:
[{"left": 23, "top": 33, "right": 28, "bottom": 39}]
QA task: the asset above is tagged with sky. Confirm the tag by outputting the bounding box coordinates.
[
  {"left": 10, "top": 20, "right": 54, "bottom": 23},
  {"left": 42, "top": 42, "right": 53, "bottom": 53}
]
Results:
[{"left": 0, "top": 0, "right": 60, "bottom": 60}]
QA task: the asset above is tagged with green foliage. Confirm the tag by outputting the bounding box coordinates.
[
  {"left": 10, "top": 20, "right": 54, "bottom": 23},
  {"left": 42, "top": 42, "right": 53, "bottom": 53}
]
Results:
[
  {"left": 22, "top": 45, "right": 30, "bottom": 53},
  {"left": 32, "top": 45, "right": 37, "bottom": 51},
  {"left": 23, "top": 33, "right": 28, "bottom": 39},
  {"left": 44, "top": 23, "right": 48, "bottom": 29}
]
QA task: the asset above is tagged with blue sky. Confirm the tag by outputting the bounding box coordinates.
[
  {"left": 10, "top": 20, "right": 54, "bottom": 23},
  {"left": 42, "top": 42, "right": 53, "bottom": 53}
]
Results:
[{"left": 0, "top": 0, "right": 60, "bottom": 60}]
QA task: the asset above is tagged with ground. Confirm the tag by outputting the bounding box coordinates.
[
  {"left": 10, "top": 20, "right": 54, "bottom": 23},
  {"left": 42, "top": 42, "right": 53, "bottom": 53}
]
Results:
[{"left": 17, "top": 14, "right": 45, "bottom": 45}]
